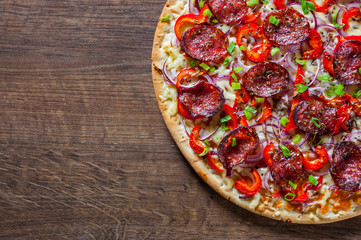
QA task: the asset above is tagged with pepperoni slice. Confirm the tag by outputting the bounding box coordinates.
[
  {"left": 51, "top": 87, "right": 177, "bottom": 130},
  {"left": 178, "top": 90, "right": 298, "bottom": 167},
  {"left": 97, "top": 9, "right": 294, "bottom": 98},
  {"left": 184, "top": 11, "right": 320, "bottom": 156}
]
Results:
[
  {"left": 293, "top": 97, "right": 337, "bottom": 135},
  {"left": 263, "top": 9, "right": 310, "bottom": 46},
  {"left": 331, "top": 141, "right": 361, "bottom": 192},
  {"left": 180, "top": 24, "right": 228, "bottom": 62},
  {"left": 333, "top": 40, "right": 361, "bottom": 85},
  {"left": 217, "top": 126, "right": 259, "bottom": 169},
  {"left": 206, "top": 0, "right": 247, "bottom": 24},
  {"left": 270, "top": 144, "right": 304, "bottom": 192},
  {"left": 178, "top": 81, "right": 225, "bottom": 119},
  {"left": 241, "top": 62, "right": 290, "bottom": 97}
]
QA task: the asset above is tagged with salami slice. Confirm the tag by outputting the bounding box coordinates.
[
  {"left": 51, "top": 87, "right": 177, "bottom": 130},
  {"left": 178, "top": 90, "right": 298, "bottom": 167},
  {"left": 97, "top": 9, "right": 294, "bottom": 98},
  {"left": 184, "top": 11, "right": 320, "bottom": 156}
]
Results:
[
  {"left": 293, "top": 97, "right": 337, "bottom": 135},
  {"left": 333, "top": 40, "right": 361, "bottom": 85},
  {"left": 270, "top": 144, "right": 304, "bottom": 192},
  {"left": 241, "top": 62, "right": 290, "bottom": 97},
  {"left": 178, "top": 81, "right": 225, "bottom": 119},
  {"left": 263, "top": 9, "right": 310, "bottom": 46},
  {"left": 180, "top": 24, "right": 228, "bottom": 62},
  {"left": 331, "top": 141, "right": 361, "bottom": 192},
  {"left": 206, "top": 0, "right": 247, "bottom": 24},
  {"left": 217, "top": 126, "right": 259, "bottom": 170}
]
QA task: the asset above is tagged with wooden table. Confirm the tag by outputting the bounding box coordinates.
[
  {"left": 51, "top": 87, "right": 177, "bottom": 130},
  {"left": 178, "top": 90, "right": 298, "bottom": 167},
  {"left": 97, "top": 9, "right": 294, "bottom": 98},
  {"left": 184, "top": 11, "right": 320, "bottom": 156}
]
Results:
[{"left": 0, "top": 0, "right": 360, "bottom": 239}]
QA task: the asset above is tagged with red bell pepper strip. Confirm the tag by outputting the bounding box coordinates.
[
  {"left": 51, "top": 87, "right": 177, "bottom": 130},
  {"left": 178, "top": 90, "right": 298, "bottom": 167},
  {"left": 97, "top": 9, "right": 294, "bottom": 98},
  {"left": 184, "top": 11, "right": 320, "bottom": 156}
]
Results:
[
  {"left": 335, "top": 35, "right": 361, "bottom": 52},
  {"left": 292, "top": 176, "right": 323, "bottom": 202},
  {"left": 177, "top": 99, "right": 195, "bottom": 119},
  {"left": 234, "top": 169, "right": 262, "bottom": 196},
  {"left": 342, "top": 8, "right": 361, "bottom": 30},
  {"left": 190, "top": 126, "right": 224, "bottom": 172},
  {"left": 284, "top": 65, "right": 308, "bottom": 131},
  {"left": 240, "top": 116, "right": 248, "bottom": 127},
  {"left": 189, "top": 125, "right": 206, "bottom": 154},
  {"left": 273, "top": 0, "right": 286, "bottom": 9},
  {"left": 229, "top": 71, "right": 250, "bottom": 108},
  {"left": 330, "top": 94, "right": 361, "bottom": 116},
  {"left": 309, "top": 0, "right": 333, "bottom": 13},
  {"left": 241, "top": 12, "right": 261, "bottom": 24},
  {"left": 256, "top": 99, "right": 272, "bottom": 123},
  {"left": 206, "top": 153, "right": 224, "bottom": 172},
  {"left": 222, "top": 104, "right": 238, "bottom": 131},
  {"left": 176, "top": 68, "right": 198, "bottom": 89},
  {"left": 236, "top": 23, "right": 271, "bottom": 62},
  {"left": 174, "top": 5, "right": 209, "bottom": 40},
  {"left": 303, "top": 29, "right": 323, "bottom": 60},
  {"left": 263, "top": 141, "right": 274, "bottom": 167},
  {"left": 323, "top": 51, "right": 335, "bottom": 76},
  {"left": 303, "top": 146, "right": 329, "bottom": 171},
  {"left": 333, "top": 104, "right": 352, "bottom": 134}
]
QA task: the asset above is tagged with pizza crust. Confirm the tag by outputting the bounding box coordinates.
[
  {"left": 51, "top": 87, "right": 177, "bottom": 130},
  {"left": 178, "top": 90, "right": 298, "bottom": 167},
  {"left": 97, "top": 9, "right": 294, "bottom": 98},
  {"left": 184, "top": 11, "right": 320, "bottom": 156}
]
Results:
[{"left": 151, "top": 0, "right": 361, "bottom": 224}]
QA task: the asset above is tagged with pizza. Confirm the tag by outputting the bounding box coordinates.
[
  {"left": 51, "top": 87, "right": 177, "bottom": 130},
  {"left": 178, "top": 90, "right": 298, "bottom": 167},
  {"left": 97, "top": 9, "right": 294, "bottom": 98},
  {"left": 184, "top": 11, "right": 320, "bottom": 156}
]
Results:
[{"left": 151, "top": 0, "right": 361, "bottom": 223}]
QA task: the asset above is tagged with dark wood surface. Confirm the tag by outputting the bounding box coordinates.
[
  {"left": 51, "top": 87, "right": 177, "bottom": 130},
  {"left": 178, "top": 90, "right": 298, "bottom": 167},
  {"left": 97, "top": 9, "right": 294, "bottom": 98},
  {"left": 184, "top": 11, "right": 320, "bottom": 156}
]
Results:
[{"left": 0, "top": 0, "right": 361, "bottom": 239}]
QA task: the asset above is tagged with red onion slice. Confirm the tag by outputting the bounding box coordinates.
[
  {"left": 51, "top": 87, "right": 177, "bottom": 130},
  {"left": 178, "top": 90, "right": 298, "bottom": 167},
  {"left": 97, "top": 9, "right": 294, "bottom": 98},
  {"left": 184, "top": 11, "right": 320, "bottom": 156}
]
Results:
[
  {"left": 189, "top": 0, "right": 199, "bottom": 14},
  {"left": 162, "top": 59, "right": 176, "bottom": 85},
  {"left": 199, "top": 125, "right": 220, "bottom": 141}
]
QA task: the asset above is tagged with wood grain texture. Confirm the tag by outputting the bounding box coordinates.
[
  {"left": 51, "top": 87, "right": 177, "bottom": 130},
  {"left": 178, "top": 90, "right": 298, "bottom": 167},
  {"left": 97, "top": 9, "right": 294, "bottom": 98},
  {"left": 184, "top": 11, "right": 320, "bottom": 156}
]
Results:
[{"left": 0, "top": 0, "right": 360, "bottom": 239}]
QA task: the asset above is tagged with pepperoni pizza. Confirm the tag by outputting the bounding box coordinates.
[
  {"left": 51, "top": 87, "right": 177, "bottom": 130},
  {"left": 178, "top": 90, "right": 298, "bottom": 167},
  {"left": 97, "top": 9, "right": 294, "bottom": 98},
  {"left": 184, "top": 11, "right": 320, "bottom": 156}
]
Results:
[{"left": 152, "top": 0, "right": 361, "bottom": 223}]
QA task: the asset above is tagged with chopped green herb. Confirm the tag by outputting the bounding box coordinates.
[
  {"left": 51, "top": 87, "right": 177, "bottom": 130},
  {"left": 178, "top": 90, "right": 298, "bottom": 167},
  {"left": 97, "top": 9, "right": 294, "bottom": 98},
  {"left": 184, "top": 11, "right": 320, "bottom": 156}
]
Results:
[
  {"left": 280, "top": 145, "right": 291, "bottom": 158},
  {"left": 221, "top": 123, "right": 229, "bottom": 131},
  {"left": 284, "top": 193, "right": 296, "bottom": 201},
  {"left": 335, "top": 83, "right": 345, "bottom": 96},
  {"left": 234, "top": 67, "right": 243, "bottom": 73},
  {"left": 212, "top": 19, "right": 219, "bottom": 24},
  {"left": 232, "top": 137, "right": 237, "bottom": 147},
  {"left": 203, "top": 9, "right": 213, "bottom": 18},
  {"left": 244, "top": 106, "right": 257, "bottom": 120},
  {"left": 295, "top": 59, "right": 306, "bottom": 66},
  {"left": 309, "top": 175, "right": 319, "bottom": 186},
  {"left": 269, "top": 16, "right": 280, "bottom": 26},
  {"left": 301, "top": 0, "right": 315, "bottom": 14},
  {"left": 326, "top": 86, "right": 336, "bottom": 97},
  {"left": 310, "top": 134, "right": 323, "bottom": 147},
  {"left": 332, "top": 11, "right": 344, "bottom": 29},
  {"left": 311, "top": 117, "right": 321, "bottom": 128},
  {"left": 231, "top": 72, "right": 238, "bottom": 82},
  {"left": 261, "top": 0, "right": 269, "bottom": 4},
  {"left": 160, "top": 15, "right": 170, "bottom": 22},
  {"left": 209, "top": 66, "right": 216, "bottom": 73},
  {"left": 245, "top": 106, "right": 257, "bottom": 114},
  {"left": 232, "top": 82, "right": 241, "bottom": 90},
  {"left": 199, "top": 62, "right": 210, "bottom": 71},
  {"left": 359, "top": 67, "right": 361, "bottom": 75},
  {"left": 189, "top": 60, "right": 196, "bottom": 68},
  {"left": 353, "top": 88, "right": 361, "bottom": 98},
  {"left": 255, "top": 97, "right": 264, "bottom": 101},
  {"left": 228, "top": 41, "right": 236, "bottom": 55},
  {"left": 296, "top": 84, "right": 308, "bottom": 93},
  {"left": 204, "top": 140, "right": 210, "bottom": 146},
  {"left": 317, "top": 75, "right": 330, "bottom": 81},
  {"left": 292, "top": 134, "right": 301, "bottom": 144},
  {"left": 280, "top": 116, "right": 290, "bottom": 127},
  {"left": 288, "top": 181, "right": 297, "bottom": 189},
  {"left": 360, "top": 3, "right": 361, "bottom": 11},
  {"left": 220, "top": 115, "right": 231, "bottom": 123},
  {"left": 271, "top": 47, "right": 280, "bottom": 56},
  {"left": 247, "top": 0, "right": 258, "bottom": 7},
  {"left": 199, "top": 0, "right": 205, "bottom": 8},
  {"left": 240, "top": 45, "right": 246, "bottom": 51},
  {"left": 307, "top": 1, "right": 316, "bottom": 11},
  {"left": 244, "top": 110, "right": 253, "bottom": 120},
  {"left": 199, "top": 147, "right": 208, "bottom": 157},
  {"left": 223, "top": 57, "right": 230, "bottom": 66}
]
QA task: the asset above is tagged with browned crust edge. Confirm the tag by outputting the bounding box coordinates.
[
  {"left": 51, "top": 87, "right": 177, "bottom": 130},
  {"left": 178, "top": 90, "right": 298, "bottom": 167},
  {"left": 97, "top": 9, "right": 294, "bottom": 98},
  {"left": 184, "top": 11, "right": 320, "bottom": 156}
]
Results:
[{"left": 150, "top": 0, "right": 361, "bottom": 224}]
